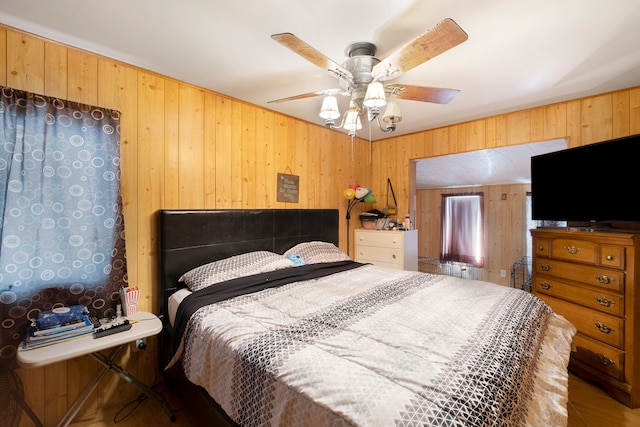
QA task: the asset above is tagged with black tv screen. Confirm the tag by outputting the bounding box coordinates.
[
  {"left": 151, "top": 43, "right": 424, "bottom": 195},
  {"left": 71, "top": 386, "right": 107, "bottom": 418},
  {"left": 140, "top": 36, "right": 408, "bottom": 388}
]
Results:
[{"left": 531, "top": 134, "right": 640, "bottom": 224}]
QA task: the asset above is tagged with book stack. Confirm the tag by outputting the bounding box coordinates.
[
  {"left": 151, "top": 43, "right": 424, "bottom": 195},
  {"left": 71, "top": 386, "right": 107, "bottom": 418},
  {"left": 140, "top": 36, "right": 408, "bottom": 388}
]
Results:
[{"left": 23, "top": 304, "right": 95, "bottom": 350}]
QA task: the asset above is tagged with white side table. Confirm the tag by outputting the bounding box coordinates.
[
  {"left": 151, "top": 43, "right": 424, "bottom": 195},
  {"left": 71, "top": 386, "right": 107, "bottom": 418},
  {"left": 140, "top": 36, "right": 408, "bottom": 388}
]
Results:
[{"left": 17, "top": 311, "right": 174, "bottom": 427}]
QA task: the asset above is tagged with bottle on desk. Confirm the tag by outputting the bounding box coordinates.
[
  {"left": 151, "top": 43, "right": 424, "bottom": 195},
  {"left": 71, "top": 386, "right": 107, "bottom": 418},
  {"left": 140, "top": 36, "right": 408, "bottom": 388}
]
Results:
[{"left": 403, "top": 214, "right": 413, "bottom": 230}]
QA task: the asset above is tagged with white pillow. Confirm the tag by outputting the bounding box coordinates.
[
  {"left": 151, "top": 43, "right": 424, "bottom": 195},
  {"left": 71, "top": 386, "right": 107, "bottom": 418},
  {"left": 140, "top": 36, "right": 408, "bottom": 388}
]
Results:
[
  {"left": 179, "top": 251, "right": 295, "bottom": 292},
  {"left": 284, "top": 241, "right": 350, "bottom": 264}
]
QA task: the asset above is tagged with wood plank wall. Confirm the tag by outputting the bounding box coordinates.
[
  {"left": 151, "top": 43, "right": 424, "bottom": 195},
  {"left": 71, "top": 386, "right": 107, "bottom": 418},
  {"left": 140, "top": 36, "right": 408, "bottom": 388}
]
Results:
[
  {"left": 1, "top": 24, "right": 639, "bottom": 425},
  {"left": 416, "top": 183, "right": 531, "bottom": 286}
]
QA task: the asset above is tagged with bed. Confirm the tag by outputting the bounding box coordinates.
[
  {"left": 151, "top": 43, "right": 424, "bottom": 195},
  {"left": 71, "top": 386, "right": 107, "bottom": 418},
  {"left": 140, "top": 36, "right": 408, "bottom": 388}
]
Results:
[{"left": 157, "top": 209, "right": 576, "bottom": 427}]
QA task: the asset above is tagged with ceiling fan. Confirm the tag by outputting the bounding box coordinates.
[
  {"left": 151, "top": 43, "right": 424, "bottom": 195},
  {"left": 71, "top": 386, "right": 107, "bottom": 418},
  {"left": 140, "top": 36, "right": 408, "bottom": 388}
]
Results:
[{"left": 269, "top": 18, "right": 468, "bottom": 136}]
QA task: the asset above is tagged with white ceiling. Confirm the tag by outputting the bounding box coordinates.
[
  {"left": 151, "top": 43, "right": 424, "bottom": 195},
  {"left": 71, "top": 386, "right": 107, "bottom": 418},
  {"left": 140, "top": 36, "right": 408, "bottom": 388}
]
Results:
[
  {"left": 1, "top": 0, "right": 639, "bottom": 143},
  {"left": 415, "top": 138, "right": 567, "bottom": 189}
]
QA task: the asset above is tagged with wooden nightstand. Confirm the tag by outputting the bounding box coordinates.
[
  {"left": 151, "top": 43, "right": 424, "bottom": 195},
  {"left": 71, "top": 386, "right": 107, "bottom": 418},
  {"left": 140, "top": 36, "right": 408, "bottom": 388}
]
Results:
[{"left": 17, "top": 311, "right": 174, "bottom": 426}]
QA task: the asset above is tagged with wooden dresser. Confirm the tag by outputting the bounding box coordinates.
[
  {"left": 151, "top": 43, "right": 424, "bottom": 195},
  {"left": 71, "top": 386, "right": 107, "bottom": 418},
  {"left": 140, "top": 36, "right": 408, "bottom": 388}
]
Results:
[
  {"left": 354, "top": 229, "right": 418, "bottom": 271},
  {"left": 531, "top": 228, "right": 640, "bottom": 408}
]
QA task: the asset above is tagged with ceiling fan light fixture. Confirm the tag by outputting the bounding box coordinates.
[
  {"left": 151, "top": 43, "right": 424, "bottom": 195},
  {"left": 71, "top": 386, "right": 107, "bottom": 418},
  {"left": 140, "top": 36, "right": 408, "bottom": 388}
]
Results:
[
  {"left": 343, "top": 108, "right": 362, "bottom": 134},
  {"left": 319, "top": 96, "right": 341, "bottom": 120},
  {"left": 363, "top": 82, "right": 386, "bottom": 108},
  {"left": 382, "top": 101, "right": 402, "bottom": 124}
]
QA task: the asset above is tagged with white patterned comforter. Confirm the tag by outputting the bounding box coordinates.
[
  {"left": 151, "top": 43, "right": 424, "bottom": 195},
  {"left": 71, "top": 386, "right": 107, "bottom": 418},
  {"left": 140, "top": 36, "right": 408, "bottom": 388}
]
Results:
[{"left": 174, "top": 264, "right": 576, "bottom": 426}]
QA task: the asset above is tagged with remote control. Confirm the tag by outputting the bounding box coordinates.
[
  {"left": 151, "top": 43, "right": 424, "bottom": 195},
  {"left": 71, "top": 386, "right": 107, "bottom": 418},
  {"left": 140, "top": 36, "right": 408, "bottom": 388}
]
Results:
[
  {"left": 93, "top": 319, "right": 132, "bottom": 338},
  {"left": 89, "top": 315, "right": 102, "bottom": 328}
]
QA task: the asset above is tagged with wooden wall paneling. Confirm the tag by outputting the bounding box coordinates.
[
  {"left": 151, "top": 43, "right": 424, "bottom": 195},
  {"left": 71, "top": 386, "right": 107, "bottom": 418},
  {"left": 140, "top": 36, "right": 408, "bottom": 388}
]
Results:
[
  {"left": 162, "top": 80, "right": 180, "bottom": 209},
  {"left": 214, "top": 95, "right": 233, "bottom": 208},
  {"left": 256, "top": 107, "right": 276, "bottom": 208},
  {"left": 529, "top": 106, "right": 546, "bottom": 142},
  {"left": 410, "top": 131, "right": 427, "bottom": 160},
  {"left": 458, "top": 120, "right": 486, "bottom": 153},
  {"left": 0, "top": 27, "right": 6, "bottom": 86},
  {"left": 16, "top": 363, "right": 45, "bottom": 426},
  {"left": 240, "top": 103, "right": 257, "bottom": 208},
  {"left": 542, "top": 103, "right": 567, "bottom": 141},
  {"left": 368, "top": 135, "right": 386, "bottom": 216},
  {"left": 284, "top": 117, "right": 298, "bottom": 208},
  {"left": 6, "top": 31, "right": 44, "bottom": 93},
  {"left": 484, "top": 117, "right": 498, "bottom": 149},
  {"left": 97, "top": 59, "right": 139, "bottom": 286},
  {"left": 318, "top": 126, "right": 342, "bottom": 207},
  {"left": 505, "top": 110, "right": 530, "bottom": 145},
  {"left": 293, "top": 121, "right": 309, "bottom": 207},
  {"left": 43, "top": 361, "right": 67, "bottom": 426},
  {"left": 137, "top": 72, "right": 165, "bottom": 311},
  {"left": 494, "top": 115, "right": 508, "bottom": 148},
  {"left": 203, "top": 92, "right": 217, "bottom": 207},
  {"left": 631, "top": 87, "right": 640, "bottom": 134},
  {"left": 98, "top": 349, "right": 138, "bottom": 410},
  {"left": 384, "top": 137, "right": 398, "bottom": 217},
  {"left": 44, "top": 43, "right": 67, "bottom": 98},
  {"left": 230, "top": 100, "right": 243, "bottom": 208},
  {"left": 612, "top": 90, "right": 630, "bottom": 138},
  {"left": 395, "top": 134, "right": 411, "bottom": 218},
  {"left": 67, "top": 49, "right": 97, "bottom": 105},
  {"left": 581, "top": 93, "right": 614, "bottom": 144},
  {"left": 566, "top": 99, "right": 582, "bottom": 147},
  {"left": 68, "top": 356, "right": 99, "bottom": 418},
  {"left": 178, "top": 84, "right": 205, "bottom": 208},
  {"left": 431, "top": 127, "right": 450, "bottom": 156},
  {"left": 305, "top": 125, "right": 322, "bottom": 209},
  {"left": 484, "top": 186, "right": 502, "bottom": 284}
]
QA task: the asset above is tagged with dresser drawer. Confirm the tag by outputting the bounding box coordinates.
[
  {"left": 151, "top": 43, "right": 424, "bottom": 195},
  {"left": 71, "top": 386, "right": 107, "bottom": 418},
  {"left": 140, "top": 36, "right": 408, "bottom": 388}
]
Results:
[
  {"left": 572, "top": 334, "right": 625, "bottom": 381},
  {"left": 542, "top": 296, "right": 623, "bottom": 348},
  {"left": 600, "top": 245, "right": 625, "bottom": 269},
  {"left": 534, "top": 238, "right": 549, "bottom": 257},
  {"left": 356, "top": 246, "right": 403, "bottom": 267},
  {"left": 534, "top": 258, "right": 624, "bottom": 293},
  {"left": 355, "top": 230, "right": 404, "bottom": 249},
  {"left": 550, "top": 238, "right": 598, "bottom": 264},
  {"left": 533, "top": 276, "right": 624, "bottom": 316}
]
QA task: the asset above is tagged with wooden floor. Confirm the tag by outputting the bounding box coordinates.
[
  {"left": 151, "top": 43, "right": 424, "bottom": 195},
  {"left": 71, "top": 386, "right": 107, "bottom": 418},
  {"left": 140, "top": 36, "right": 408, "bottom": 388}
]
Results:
[{"left": 62, "top": 373, "right": 640, "bottom": 427}]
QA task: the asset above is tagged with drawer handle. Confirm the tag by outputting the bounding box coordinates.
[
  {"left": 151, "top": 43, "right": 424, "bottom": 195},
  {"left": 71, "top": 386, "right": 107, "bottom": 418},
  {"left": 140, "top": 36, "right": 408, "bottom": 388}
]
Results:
[
  {"left": 537, "top": 245, "right": 544, "bottom": 251},
  {"left": 392, "top": 254, "right": 396, "bottom": 259},
  {"left": 564, "top": 245, "right": 580, "bottom": 254},
  {"left": 595, "top": 275, "right": 614, "bottom": 285},
  {"left": 594, "top": 322, "right": 614, "bottom": 334},
  {"left": 606, "top": 255, "right": 614, "bottom": 261},
  {"left": 538, "top": 282, "right": 552, "bottom": 290},
  {"left": 539, "top": 264, "right": 551, "bottom": 271},
  {"left": 595, "top": 296, "right": 615, "bottom": 307},
  {"left": 595, "top": 353, "right": 614, "bottom": 366}
]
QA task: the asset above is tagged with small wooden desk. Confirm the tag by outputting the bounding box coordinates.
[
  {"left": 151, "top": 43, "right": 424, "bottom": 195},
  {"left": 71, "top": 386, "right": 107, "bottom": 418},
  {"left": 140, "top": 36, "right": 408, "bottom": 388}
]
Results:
[{"left": 17, "top": 311, "right": 174, "bottom": 427}]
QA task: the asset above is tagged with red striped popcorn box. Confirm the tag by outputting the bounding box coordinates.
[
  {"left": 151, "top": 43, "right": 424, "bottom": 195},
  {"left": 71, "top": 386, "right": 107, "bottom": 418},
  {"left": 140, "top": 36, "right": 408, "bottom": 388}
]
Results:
[{"left": 119, "top": 287, "right": 140, "bottom": 316}]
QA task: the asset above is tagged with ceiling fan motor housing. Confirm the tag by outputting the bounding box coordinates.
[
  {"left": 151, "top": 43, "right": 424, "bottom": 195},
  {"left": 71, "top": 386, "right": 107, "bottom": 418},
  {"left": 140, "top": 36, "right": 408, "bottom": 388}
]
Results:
[{"left": 341, "top": 42, "right": 380, "bottom": 110}]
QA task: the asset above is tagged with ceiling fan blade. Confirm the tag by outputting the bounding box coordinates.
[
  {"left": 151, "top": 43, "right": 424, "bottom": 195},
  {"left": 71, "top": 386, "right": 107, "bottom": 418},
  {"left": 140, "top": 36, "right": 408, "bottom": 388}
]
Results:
[
  {"left": 386, "top": 84, "right": 460, "bottom": 104},
  {"left": 271, "top": 33, "right": 353, "bottom": 80},
  {"left": 374, "top": 18, "right": 468, "bottom": 76},
  {"left": 268, "top": 92, "right": 324, "bottom": 104},
  {"left": 268, "top": 88, "right": 347, "bottom": 104}
]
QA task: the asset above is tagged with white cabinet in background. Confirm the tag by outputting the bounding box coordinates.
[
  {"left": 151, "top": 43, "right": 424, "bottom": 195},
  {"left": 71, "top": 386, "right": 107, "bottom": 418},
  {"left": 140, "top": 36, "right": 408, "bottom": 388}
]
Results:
[{"left": 354, "top": 229, "right": 418, "bottom": 271}]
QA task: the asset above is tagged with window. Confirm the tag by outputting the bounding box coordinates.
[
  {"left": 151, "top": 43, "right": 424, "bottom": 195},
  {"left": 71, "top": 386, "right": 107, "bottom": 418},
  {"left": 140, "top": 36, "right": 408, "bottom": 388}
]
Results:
[
  {"left": 0, "top": 87, "right": 127, "bottom": 362},
  {"left": 440, "top": 193, "right": 484, "bottom": 267}
]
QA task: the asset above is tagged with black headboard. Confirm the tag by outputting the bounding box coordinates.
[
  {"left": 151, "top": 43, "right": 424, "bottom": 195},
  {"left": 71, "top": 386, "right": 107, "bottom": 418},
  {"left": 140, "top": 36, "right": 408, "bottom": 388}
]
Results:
[{"left": 156, "top": 209, "right": 339, "bottom": 318}]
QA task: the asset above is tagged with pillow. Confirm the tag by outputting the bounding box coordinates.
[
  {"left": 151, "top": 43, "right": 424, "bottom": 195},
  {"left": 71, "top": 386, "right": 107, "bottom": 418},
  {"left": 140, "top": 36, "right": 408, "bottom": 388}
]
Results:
[
  {"left": 284, "top": 241, "right": 350, "bottom": 264},
  {"left": 179, "top": 251, "right": 295, "bottom": 292}
]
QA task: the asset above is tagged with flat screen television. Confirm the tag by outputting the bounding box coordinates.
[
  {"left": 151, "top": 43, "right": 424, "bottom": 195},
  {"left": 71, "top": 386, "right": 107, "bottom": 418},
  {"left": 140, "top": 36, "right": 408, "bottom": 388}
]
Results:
[{"left": 531, "top": 133, "right": 640, "bottom": 229}]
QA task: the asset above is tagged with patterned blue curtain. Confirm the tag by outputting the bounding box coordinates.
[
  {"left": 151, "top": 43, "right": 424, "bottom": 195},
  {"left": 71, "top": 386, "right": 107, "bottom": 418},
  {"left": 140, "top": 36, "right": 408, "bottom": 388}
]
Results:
[{"left": 0, "top": 87, "right": 127, "bottom": 366}]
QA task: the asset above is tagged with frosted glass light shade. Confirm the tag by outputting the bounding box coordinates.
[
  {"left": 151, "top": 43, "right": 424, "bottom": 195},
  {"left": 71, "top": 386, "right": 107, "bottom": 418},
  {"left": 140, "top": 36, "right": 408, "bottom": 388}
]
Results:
[
  {"left": 319, "top": 96, "right": 340, "bottom": 120},
  {"left": 363, "top": 82, "right": 386, "bottom": 108},
  {"left": 382, "top": 101, "right": 402, "bottom": 123},
  {"left": 343, "top": 109, "right": 362, "bottom": 131}
]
